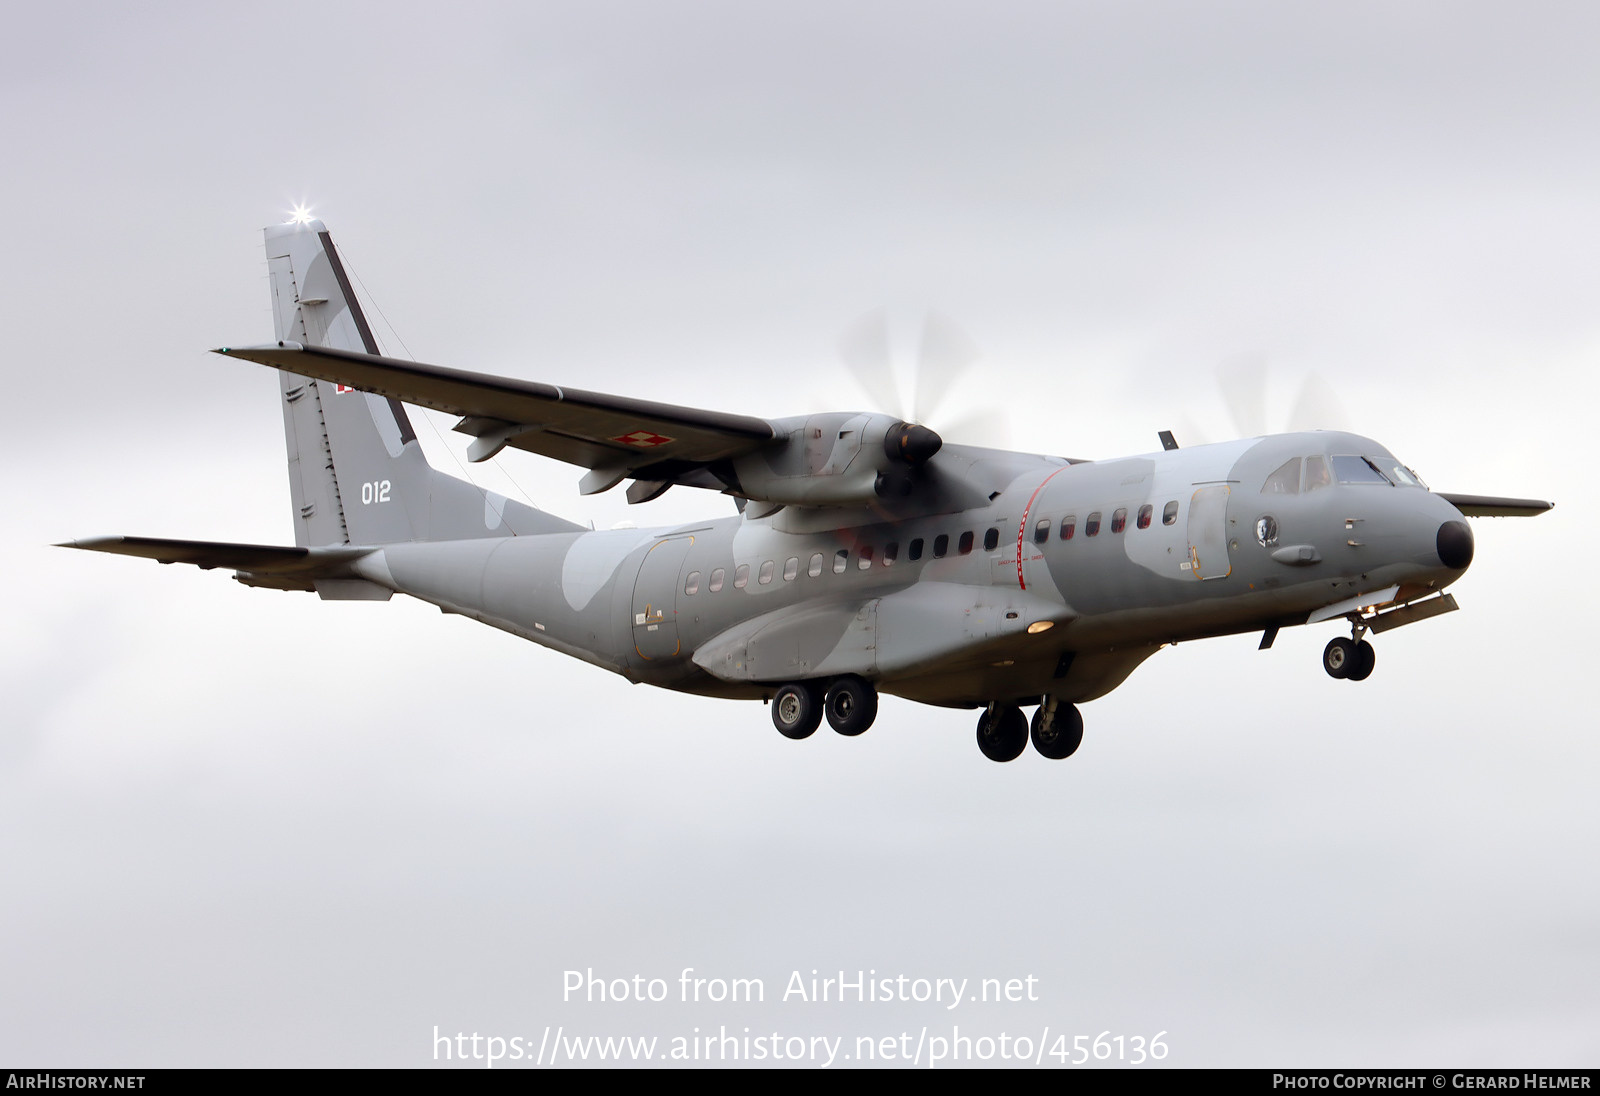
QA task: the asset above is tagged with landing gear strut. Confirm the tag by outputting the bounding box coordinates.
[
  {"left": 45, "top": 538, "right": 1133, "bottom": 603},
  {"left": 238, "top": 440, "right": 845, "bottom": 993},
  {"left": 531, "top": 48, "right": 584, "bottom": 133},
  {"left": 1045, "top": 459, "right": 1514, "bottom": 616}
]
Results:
[
  {"left": 976, "top": 703, "right": 1028, "bottom": 762},
  {"left": 1323, "top": 621, "right": 1376, "bottom": 682},
  {"left": 1030, "top": 697, "right": 1084, "bottom": 760}
]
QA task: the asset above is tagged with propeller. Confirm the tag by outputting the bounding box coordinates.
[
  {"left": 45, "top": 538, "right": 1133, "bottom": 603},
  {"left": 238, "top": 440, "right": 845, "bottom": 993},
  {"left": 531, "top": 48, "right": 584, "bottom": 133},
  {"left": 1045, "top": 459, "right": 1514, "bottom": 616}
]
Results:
[
  {"left": 837, "top": 310, "right": 1012, "bottom": 449},
  {"left": 1181, "top": 354, "right": 1349, "bottom": 445}
]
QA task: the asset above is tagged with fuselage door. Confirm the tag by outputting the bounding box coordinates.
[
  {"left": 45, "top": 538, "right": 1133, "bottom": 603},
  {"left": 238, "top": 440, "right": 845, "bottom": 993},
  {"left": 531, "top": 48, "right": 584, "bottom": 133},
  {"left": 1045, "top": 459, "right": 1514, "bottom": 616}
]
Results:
[
  {"left": 1187, "top": 486, "right": 1232, "bottom": 580},
  {"left": 631, "top": 536, "right": 695, "bottom": 661}
]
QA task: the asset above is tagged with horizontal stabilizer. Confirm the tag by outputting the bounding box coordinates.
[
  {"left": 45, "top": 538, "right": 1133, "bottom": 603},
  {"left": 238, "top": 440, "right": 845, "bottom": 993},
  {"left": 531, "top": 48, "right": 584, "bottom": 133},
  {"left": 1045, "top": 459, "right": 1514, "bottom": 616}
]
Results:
[
  {"left": 58, "top": 536, "right": 373, "bottom": 591},
  {"left": 1436, "top": 493, "right": 1554, "bottom": 518}
]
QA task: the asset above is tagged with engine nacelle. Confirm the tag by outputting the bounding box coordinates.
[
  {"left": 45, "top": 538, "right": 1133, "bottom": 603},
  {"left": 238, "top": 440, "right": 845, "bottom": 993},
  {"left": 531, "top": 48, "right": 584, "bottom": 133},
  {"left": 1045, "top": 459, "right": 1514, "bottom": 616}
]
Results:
[{"left": 728, "top": 412, "right": 943, "bottom": 508}]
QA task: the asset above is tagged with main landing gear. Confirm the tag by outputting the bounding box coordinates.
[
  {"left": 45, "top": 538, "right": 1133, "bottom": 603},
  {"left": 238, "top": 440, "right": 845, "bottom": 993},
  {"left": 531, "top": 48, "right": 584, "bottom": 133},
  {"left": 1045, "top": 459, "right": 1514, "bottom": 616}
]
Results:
[
  {"left": 976, "top": 698, "right": 1084, "bottom": 763},
  {"left": 770, "top": 675, "right": 878, "bottom": 739},
  {"left": 1323, "top": 622, "right": 1376, "bottom": 682},
  {"left": 770, "top": 680, "right": 1086, "bottom": 765}
]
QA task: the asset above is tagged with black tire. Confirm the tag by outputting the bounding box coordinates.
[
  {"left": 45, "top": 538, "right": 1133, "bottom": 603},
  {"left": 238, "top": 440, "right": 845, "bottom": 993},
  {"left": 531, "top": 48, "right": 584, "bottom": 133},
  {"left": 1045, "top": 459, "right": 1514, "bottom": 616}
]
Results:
[
  {"left": 976, "top": 705, "right": 1028, "bottom": 762},
  {"left": 1323, "top": 637, "right": 1355, "bottom": 679},
  {"left": 1031, "top": 703, "right": 1084, "bottom": 760},
  {"left": 771, "top": 683, "right": 822, "bottom": 739},
  {"left": 824, "top": 675, "right": 878, "bottom": 736},
  {"left": 1347, "top": 641, "right": 1376, "bottom": 682}
]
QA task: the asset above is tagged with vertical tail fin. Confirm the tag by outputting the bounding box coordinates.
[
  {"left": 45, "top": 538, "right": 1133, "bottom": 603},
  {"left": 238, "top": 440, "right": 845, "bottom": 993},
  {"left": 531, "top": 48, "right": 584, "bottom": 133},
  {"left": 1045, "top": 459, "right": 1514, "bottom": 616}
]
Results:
[{"left": 263, "top": 220, "right": 578, "bottom": 546}]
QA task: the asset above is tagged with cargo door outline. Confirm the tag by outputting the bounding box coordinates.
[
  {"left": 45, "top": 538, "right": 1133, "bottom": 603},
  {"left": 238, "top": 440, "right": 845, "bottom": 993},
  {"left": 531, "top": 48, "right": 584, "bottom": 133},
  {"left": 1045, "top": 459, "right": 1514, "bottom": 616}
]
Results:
[
  {"left": 632, "top": 536, "right": 694, "bottom": 660},
  {"left": 1187, "top": 485, "right": 1232, "bottom": 580}
]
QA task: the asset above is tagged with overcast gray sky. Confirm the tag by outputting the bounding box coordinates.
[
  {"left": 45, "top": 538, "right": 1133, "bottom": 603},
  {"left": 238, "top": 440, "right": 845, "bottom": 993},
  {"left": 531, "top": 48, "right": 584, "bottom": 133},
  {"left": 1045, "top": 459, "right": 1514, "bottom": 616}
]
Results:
[{"left": 3, "top": 0, "right": 1596, "bottom": 1068}]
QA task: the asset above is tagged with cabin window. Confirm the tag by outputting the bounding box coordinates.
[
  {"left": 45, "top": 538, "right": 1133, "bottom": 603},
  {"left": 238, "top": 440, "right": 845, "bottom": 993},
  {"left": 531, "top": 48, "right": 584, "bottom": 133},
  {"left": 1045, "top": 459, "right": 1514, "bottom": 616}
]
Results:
[
  {"left": 909, "top": 538, "right": 924, "bottom": 561},
  {"left": 1110, "top": 508, "right": 1127, "bottom": 534},
  {"left": 833, "top": 549, "right": 848, "bottom": 574},
  {"left": 1086, "top": 512, "right": 1102, "bottom": 537},
  {"left": 1061, "top": 515, "right": 1076, "bottom": 540},
  {"left": 958, "top": 531, "right": 975, "bottom": 554},
  {"left": 883, "top": 542, "right": 898, "bottom": 565},
  {"left": 783, "top": 557, "right": 799, "bottom": 581},
  {"left": 933, "top": 534, "right": 949, "bottom": 558},
  {"left": 709, "top": 568, "right": 725, "bottom": 592},
  {"left": 734, "top": 564, "right": 749, "bottom": 589},
  {"left": 1162, "top": 501, "right": 1178, "bottom": 525},
  {"left": 1137, "top": 504, "right": 1152, "bottom": 530},
  {"left": 1262, "top": 457, "right": 1302, "bottom": 495},
  {"left": 1303, "top": 456, "right": 1331, "bottom": 492},
  {"left": 758, "top": 560, "right": 775, "bottom": 584},
  {"left": 808, "top": 552, "right": 823, "bottom": 578},
  {"left": 684, "top": 571, "right": 701, "bottom": 595},
  {"left": 983, "top": 528, "right": 1000, "bottom": 551},
  {"left": 1034, "top": 518, "right": 1052, "bottom": 544},
  {"left": 858, "top": 546, "right": 874, "bottom": 570}
]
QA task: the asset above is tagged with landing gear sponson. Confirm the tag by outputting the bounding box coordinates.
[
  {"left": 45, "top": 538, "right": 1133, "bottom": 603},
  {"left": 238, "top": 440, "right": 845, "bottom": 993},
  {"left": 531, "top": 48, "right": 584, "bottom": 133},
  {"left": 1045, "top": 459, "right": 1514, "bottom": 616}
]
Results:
[{"left": 770, "top": 675, "right": 879, "bottom": 739}]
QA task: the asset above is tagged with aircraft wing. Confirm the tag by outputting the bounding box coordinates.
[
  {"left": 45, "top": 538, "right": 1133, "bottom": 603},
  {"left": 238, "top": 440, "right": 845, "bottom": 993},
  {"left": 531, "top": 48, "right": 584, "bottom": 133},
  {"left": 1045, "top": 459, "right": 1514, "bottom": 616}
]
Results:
[
  {"left": 1435, "top": 493, "right": 1555, "bottom": 518},
  {"left": 216, "top": 343, "right": 775, "bottom": 490}
]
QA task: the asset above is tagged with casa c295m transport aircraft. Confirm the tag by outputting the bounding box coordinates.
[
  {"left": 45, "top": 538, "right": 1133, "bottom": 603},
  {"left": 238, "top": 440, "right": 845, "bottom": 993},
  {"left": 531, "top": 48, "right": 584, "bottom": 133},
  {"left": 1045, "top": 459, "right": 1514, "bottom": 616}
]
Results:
[{"left": 62, "top": 218, "right": 1553, "bottom": 763}]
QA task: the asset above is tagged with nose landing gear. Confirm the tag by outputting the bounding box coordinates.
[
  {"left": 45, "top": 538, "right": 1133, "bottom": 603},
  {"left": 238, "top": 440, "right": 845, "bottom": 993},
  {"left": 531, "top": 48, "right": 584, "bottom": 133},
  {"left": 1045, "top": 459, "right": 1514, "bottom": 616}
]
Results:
[{"left": 1323, "top": 624, "right": 1376, "bottom": 682}]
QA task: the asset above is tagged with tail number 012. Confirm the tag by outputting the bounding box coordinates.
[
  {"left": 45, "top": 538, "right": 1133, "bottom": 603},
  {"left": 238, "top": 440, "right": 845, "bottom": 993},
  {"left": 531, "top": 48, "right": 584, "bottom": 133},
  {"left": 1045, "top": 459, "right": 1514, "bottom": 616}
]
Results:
[{"left": 361, "top": 480, "right": 392, "bottom": 505}]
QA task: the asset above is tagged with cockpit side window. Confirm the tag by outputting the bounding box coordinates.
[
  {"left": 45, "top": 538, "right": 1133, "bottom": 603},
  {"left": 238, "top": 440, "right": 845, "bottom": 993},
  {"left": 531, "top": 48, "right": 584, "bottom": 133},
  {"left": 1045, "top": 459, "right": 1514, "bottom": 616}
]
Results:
[
  {"left": 1261, "top": 457, "right": 1302, "bottom": 495},
  {"left": 1332, "top": 455, "right": 1391, "bottom": 485}
]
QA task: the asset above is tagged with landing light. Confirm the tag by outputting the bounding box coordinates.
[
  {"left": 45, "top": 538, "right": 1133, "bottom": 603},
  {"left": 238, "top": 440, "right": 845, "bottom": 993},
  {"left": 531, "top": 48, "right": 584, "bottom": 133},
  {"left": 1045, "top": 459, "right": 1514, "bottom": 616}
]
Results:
[{"left": 1027, "top": 620, "right": 1054, "bottom": 635}]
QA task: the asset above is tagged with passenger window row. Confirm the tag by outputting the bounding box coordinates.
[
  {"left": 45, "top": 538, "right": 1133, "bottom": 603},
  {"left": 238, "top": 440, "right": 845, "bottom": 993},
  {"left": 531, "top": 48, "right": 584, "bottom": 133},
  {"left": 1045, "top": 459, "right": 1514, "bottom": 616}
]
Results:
[
  {"left": 1030, "top": 500, "right": 1179, "bottom": 545},
  {"left": 682, "top": 523, "right": 1007, "bottom": 595},
  {"left": 685, "top": 496, "right": 1192, "bottom": 595}
]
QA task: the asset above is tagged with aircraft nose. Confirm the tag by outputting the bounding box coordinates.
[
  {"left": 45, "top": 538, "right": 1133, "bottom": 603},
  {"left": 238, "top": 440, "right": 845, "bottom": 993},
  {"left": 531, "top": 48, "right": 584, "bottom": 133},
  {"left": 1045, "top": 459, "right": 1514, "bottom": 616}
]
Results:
[{"left": 1437, "top": 519, "right": 1474, "bottom": 570}]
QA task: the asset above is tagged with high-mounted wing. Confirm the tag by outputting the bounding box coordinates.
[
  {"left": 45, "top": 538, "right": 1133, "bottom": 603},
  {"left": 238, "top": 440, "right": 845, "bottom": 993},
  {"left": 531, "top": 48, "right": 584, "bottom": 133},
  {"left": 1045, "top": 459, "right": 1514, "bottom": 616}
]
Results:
[
  {"left": 216, "top": 342, "right": 775, "bottom": 496},
  {"left": 216, "top": 342, "right": 980, "bottom": 513},
  {"left": 1436, "top": 493, "right": 1555, "bottom": 518}
]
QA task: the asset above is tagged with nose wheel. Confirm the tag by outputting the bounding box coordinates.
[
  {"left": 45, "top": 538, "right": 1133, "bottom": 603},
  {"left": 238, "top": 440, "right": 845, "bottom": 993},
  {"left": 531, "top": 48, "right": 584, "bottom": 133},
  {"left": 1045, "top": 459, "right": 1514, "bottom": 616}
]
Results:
[{"left": 1323, "top": 635, "right": 1376, "bottom": 681}]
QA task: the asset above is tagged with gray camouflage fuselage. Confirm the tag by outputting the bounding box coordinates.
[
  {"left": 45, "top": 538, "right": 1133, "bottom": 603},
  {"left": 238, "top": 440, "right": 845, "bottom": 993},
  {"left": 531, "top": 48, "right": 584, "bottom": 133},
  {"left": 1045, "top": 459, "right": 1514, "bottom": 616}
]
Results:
[
  {"left": 350, "top": 430, "right": 1469, "bottom": 708},
  {"left": 69, "top": 217, "right": 1537, "bottom": 752}
]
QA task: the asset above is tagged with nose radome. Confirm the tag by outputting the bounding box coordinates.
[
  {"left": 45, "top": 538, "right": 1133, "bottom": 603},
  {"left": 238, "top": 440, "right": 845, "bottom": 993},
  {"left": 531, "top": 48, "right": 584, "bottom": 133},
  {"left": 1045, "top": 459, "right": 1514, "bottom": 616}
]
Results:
[{"left": 1437, "top": 520, "right": 1474, "bottom": 570}]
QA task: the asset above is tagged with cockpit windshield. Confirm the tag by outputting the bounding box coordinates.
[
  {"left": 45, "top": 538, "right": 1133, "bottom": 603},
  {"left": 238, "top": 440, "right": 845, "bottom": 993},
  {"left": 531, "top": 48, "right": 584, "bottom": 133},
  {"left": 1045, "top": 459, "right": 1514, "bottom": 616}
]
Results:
[
  {"left": 1330, "top": 455, "right": 1427, "bottom": 488},
  {"left": 1332, "top": 455, "right": 1391, "bottom": 485},
  {"left": 1262, "top": 451, "right": 1427, "bottom": 493}
]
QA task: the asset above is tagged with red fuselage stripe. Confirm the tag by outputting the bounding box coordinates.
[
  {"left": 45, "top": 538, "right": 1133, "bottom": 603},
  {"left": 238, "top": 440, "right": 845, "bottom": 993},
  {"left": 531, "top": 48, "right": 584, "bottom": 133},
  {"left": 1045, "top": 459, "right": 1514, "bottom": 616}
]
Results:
[{"left": 1016, "top": 467, "right": 1066, "bottom": 591}]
